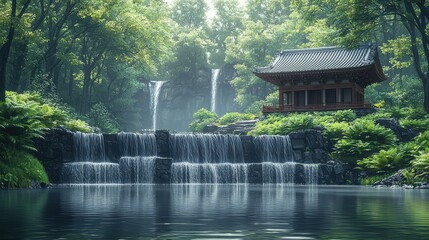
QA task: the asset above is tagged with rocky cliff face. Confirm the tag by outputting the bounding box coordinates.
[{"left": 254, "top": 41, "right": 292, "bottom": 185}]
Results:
[{"left": 156, "top": 65, "right": 240, "bottom": 131}]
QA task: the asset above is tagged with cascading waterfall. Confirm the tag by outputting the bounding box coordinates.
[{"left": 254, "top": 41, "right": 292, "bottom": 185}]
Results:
[
  {"left": 62, "top": 132, "right": 120, "bottom": 184},
  {"left": 120, "top": 157, "right": 156, "bottom": 183},
  {"left": 62, "top": 132, "right": 158, "bottom": 184},
  {"left": 73, "top": 132, "right": 106, "bottom": 162},
  {"left": 170, "top": 134, "right": 245, "bottom": 163},
  {"left": 255, "top": 135, "right": 297, "bottom": 184},
  {"left": 150, "top": 81, "right": 165, "bottom": 130},
  {"left": 170, "top": 133, "right": 248, "bottom": 183},
  {"left": 304, "top": 164, "right": 319, "bottom": 185},
  {"left": 62, "top": 162, "right": 120, "bottom": 184},
  {"left": 262, "top": 162, "right": 295, "bottom": 184},
  {"left": 171, "top": 163, "right": 248, "bottom": 184},
  {"left": 211, "top": 69, "right": 220, "bottom": 113},
  {"left": 118, "top": 132, "right": 157, "bottom": 157},
  {"left": 254, "top": 135, "right": 294, "bottom": 162}
]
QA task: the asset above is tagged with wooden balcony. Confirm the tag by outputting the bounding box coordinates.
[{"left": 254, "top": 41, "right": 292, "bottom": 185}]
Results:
[{"left": 262, "top": 103, "right": 373, "bottom": 113}]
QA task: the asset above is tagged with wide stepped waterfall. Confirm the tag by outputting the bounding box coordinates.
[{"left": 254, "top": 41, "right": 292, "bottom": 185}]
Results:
[
  {"left": 60, "top": 131, "right": 319, "bottom": 185},
  {"left": 255, "top": 135, "right": 319, "bottom": 184},
  {"left": 170, "top": 134, "right": 248, "bottom": 184},
  {"left": 62, "top": 132, "right": 157, "bottom": 184}
]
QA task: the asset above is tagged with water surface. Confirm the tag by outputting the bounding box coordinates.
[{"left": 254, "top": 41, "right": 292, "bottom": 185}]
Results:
[{"left": 0, "top": 185, "right": 428, "bottom": 239}]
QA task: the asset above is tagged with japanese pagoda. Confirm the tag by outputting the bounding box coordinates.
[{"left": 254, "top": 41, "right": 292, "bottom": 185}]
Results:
[{"left": 254, "top": 44, "right": 386, "bottom": 113}]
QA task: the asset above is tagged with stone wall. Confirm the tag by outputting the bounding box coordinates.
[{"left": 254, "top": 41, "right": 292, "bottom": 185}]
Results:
[{"left": 35, "top": 128, "right": 357, "bottom": 184}]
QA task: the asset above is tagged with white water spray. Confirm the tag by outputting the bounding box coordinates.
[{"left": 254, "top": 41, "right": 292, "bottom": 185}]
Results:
[
  {"left": 150, "top": 81, "right": 165, "bottom": 130},
  {"left": 210, "top": 69, "right": 220, "bottom": 113}
]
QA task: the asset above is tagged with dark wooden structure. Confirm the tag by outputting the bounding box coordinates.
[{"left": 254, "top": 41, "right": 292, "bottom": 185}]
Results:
[{"left": 254, "top": 44, "right": 386, "bottom": 113}]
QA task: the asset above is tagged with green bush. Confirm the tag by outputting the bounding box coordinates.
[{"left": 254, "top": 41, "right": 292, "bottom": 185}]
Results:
[
  {"left": 357, "top": 148, "right": 409, "bottom": 173},
  {"left": 321, "top": 121, "right": 348, "bottom": 142},
  {"left": 248, "top": 113, "right": 315, "bottom": 136},
  {"left": 400, "top": 118, "right": 429, "bottom": 133},
  {"left": 411, "top": 152, "right": 429, "bottom": 177},
  {"left": 88, "top": 103, "right": 119, "bottom": 133},
  {"left": 281, "top": 114, "right": 315, "bottom": 134},
  {"left": 189, "top": 108, "right": 218, "bottom": 132},
  {"left": 218, "top": 112, "right": 255, "bottom": 125},
  {"left": 332, "top": 119, "right": 397, "bottom": 164},
  {"left": 0, "top": 148, "right": 49, "bottom": 188},
  {"left": 360, "top": 173, "right": 390, "bottom": 185},
  {"left": 332, "top": 109, "right": 356, "bottom": 122}
]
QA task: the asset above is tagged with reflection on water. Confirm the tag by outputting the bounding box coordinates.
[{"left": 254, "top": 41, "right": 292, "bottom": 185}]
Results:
[{"left": 0, "top": 185, "right": 428, "bottom": 239}]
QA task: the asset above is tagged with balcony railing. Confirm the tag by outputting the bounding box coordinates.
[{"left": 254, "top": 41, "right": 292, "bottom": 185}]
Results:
[{"left": 262, "top": 103, "right": 373, "bottom": 113}]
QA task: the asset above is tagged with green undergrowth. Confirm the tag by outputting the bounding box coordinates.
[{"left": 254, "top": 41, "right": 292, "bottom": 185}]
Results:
[
  {"left": 0, "top": 148, "right": 49, "bottom": 188},
  {"left": 0, "top": 91, "right": 92, "bottom": 188},
  {"left": 189, "top": 107, "right": 429, "bottom": 184},
  {"left": 189, "top": 108, "right": 256, "bottom": 132},
  {"left": 360, "top": 173, "right": 391, "bottom": 185}
]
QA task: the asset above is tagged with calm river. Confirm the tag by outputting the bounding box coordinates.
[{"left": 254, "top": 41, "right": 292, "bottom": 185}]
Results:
[{"left": 0, "top": 185, "right": 428, "bottom": 239}]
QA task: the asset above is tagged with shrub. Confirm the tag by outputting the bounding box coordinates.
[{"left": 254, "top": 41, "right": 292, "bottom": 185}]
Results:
[
  {"left": 280, "top": 114, "right": 314, "bottom": 134},
  {"left": 357, "top": 148, "right": 409, "bottom": 173},
  {"left": 360, "top": 173, "right": 390, "bottom": 185},
  {"left": 332, "top": 109, "right": 356, "bottom": 122},
  {"left": 218, "top": 112, "right": 255, "bottom": 125},
  {"left": 0, "top": 148, "right": 49, "bottom": 188},
  {"left": 411, "top": 152, "right": 429, "bottom": 177},
  {"left": 332, "top": 119, "right": 397, "bottom": 164},
  {"left": 189, "top": 108, "right": 218, "bottom": 132},
  {"left": 321, "top": 122, "right": 348, "bottom": 142},
  {"left": 88, "top": 103, "right": 119, "bottom": 133},
  {"left": 400, "top": 118, "right": 429, "bottom": 133}
]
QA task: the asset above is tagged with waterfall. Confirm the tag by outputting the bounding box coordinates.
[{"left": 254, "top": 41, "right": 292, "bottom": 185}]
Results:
[
  {"left": 62, "top": 132, "right": 156, "bottom": 184},
  {"left": 150, "top": 81, "right": 165, "bottom": 130},
  {"left": 170, "top": 133, "right": 247, "bottom": 184},
  {"left": 73, "top": 132, "right": 105, "bottom": 162},
  {"left": 254, "top": 135, "right": 294, "bottom": 162},
  {"left": 304, "top": 164, "right": 319, "bottom": 184},
  {"left": 62, "top": 162, "right": 120, "bottom": 184},
  {"left": 119, "top": 156, "right": 156, "bottom": 183},
  {"left": 118, "top": 132, "right": 157, "bottom": 157},
  {"left": 211, "top": 69, "right": 220, "bottom": 113},
  {"left": 171, "top": 162, "right": 248, "bottom": 184},
  {"left": 262, "top": 162, "right": 295, "bottom": 184},
  {"left": 170, "top": 133, "right": 244, "bottom": 163}
]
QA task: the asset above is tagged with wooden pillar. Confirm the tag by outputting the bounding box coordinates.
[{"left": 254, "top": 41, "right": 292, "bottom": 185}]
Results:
[
  {"left": 279, "top": 88, "right": 284, "bottom": 108},
  {"left": 305, "top": 90, "right": 308, "bottom": 106},
  {"left": 337, "top": 88, "right": 341, "bottom": 104},
  {"left": 322, "top": 89, "right": 326, "bottom": 106},
  {"left": 291, "top": 91, "right": 295, "bottom": 106}
]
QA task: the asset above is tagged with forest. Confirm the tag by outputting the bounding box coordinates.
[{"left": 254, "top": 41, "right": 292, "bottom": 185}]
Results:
[{"left": 1, "top": 0, "right": 429, "bottom": 187}]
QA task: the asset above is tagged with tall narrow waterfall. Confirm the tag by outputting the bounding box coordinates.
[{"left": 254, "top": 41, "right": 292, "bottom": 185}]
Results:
[
  {"left": 118, "top": 132, "right": 157, "bottom": 157},
  {"left": 150, "top": 81, "right": 165, "bottom": 130},
  {"left": 211, "top": 69, "right": 220, "bottom": 113}
]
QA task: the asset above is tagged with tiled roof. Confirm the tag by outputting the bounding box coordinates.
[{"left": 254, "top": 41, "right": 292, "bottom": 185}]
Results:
[{"left": 255, "top": 44, "right": 378, "bottom": 74}]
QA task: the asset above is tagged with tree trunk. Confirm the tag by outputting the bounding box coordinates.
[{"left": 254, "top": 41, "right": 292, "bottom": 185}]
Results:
[{"left": 0, "top": 0, "right": 31, "bottom": 101}]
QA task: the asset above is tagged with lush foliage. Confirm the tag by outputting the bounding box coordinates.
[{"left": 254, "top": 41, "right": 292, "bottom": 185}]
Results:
[
  {"left": 189, "top": 108, "right": 218, "bottom": 132},
  {"left": 332, "top": 119, "right": 397, "bottom": 164},
  {"left": 0, "top": 91, "right": 90, "bottom": 153},
  {"left": 0, "top": 148, "right": 49, "bottom": 188},
  {"left": 218, "top": 112, "right": 255, "bottom": 126},
  {"left": 248, "top": 113, "right": 315, "bottom": 136},
  {"left": 88, "top": 103, "right": 119, "bottom": 133}
]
